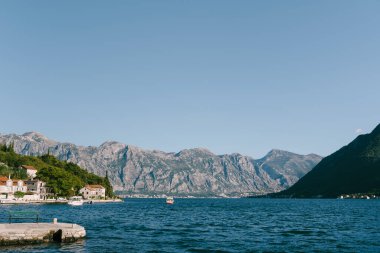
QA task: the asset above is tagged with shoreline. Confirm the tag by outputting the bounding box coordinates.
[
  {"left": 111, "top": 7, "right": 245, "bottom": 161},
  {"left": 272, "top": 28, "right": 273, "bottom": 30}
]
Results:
[{"left": 0, "top": 198, "right": 123, "bottom": 205}]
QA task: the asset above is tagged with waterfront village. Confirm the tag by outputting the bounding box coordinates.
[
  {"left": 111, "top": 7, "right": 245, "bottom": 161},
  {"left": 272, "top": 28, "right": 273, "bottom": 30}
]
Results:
[{"left": 0, "top": 165, "right": 107, "bottom": 204}]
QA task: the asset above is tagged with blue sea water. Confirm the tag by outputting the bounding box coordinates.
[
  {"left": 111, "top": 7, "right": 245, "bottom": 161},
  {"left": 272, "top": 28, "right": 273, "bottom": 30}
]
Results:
[{"left": 0, "top": 198, "right": 379, "bottom": 252}]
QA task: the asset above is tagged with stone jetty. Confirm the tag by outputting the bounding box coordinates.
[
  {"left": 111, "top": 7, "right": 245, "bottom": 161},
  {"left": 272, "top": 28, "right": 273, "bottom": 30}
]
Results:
[{"left": 0, "top": 221, "right": 86, "bottom": 246}]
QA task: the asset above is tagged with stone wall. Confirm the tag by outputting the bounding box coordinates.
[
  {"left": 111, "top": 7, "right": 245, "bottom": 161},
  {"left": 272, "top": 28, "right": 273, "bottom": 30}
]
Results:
[{"left": 0, "top": 222, "right": 86, "bottom": 246}]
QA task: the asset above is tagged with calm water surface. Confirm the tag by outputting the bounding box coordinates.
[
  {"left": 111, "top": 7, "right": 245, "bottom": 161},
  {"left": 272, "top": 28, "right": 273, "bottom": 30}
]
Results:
[{"left": 1, "top": 199, "right": 379, "bottom": 252}]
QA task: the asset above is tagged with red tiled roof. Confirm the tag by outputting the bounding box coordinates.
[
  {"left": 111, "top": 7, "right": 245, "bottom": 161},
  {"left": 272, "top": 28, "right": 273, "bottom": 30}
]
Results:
[
  {"left": 21, "top": 165, "right": 37, "bottom": 171},
  {"left": 0, "top": 176, "right": 8, "bottom": 182},
  {"left": 0, "top": 177, "right": 23, "bottom": 186},
  {"left": 85, "top": 184, "right": 105, "bottom": 189},
  {"left": 12, "top": 180, "right": 23, "bottom": 186},
  {"left": 0, "top": 176, "right": 7, "bottom": 186}
]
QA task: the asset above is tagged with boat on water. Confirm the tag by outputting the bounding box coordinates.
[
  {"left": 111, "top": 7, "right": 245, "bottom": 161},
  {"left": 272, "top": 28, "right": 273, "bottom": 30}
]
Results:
[
  {"left": 68, "top": 196, "right": 84, "bottom": 206},
  {"left": 166, "top": 196, "right": 174, "bottom": 205}
]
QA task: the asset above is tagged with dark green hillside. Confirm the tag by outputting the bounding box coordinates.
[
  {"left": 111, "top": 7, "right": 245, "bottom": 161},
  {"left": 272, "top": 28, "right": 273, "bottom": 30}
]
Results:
[
  {"left": 0, "top": 144, "right": 113, "bottom": 197},
  {"left": 274, "top": 124, "right": 380, "bottom": 198}
]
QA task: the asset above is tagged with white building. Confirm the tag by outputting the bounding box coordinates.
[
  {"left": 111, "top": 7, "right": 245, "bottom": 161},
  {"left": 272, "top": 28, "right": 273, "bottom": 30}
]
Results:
[
  {"left": 0, "top": 175, "right": 27, "bottom": 199},
  {"left": 79, "top": 185, "right": 106, "bottom": 199},
  {"left": 25, "top": 179, "right": 51, "bottom": 200},
  {"left": 21, "top": 165, "right": 38, "bottom": 179}
]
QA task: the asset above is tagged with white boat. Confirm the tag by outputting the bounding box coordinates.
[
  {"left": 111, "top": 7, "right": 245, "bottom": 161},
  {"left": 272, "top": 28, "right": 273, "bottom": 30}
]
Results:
[
  {"left": 166, "top": 196, "right": 174, "bottom": 205},
  {"left": 68, "top": 196, "right": 84, "bottom": 206}
]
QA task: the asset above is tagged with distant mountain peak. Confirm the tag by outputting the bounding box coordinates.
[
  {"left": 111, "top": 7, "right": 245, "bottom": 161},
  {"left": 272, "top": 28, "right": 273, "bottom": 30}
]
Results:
[
  {"left": 266, "top": 149, "right": 293, "bottom": 156},
  {"left": 100, "top": 140, "right": 124, "bottom": 147},
  {"left": 229, "top": 152, "right": 243, "bottom": 156},
  {"left": 175, "top": 147, "right": 214, "bottom": 157},
  {"left": 21, "top": 131, "right": 57, "bottom": 145},
  {"left": 22, "top": 131, "right": 47, "bottom": 139}
]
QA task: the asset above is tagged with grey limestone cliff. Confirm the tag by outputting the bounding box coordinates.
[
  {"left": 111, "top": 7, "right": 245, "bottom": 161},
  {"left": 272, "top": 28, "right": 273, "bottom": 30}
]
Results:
[{"left": 0, "top": 132, "right": 322, "bottom": 196}]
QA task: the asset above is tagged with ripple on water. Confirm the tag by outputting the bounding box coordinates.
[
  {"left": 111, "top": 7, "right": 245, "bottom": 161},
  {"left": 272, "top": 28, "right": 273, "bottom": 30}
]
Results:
[{"left": 1, "top": 199, "right": 380, "bottom": 252}]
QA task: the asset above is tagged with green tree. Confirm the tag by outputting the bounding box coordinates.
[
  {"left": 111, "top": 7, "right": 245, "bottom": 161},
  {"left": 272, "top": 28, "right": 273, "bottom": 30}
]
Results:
[
  {"left": 14, "top": 191, "right": 25, "bottom": 198},
  {"left": 37, "top": 166, "right": 84, "bottom": 197},
  {"left": 1, "top": 147, "right": 114, "bottom": 197}
]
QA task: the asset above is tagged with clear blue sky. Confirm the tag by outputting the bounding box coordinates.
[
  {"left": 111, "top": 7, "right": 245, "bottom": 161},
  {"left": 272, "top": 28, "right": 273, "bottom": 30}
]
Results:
[{"left": 0, "top": 0, "right": 379, "bottom": 158}]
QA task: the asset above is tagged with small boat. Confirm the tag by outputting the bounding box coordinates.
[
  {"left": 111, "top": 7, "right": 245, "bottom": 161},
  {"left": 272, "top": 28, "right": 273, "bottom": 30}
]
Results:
[
  {"left": 166, "top": 196, "right": 174, "bottom": 205},
  {"left": 68, "top": 196, "right": 84, "bottom": 206}
]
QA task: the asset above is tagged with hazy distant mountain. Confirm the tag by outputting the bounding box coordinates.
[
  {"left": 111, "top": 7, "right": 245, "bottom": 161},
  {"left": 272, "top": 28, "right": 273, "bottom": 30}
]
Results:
[
  {"left": 276, "top": 124, "right": 380, "bottom": 198},
  {"left": 0, "top": 132, "right": 322, "bottom": 196}
]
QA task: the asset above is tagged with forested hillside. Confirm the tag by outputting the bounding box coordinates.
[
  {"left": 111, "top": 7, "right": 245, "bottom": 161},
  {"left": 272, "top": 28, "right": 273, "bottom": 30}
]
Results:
[{"left": 0, "top": 144, "right": 113, "bottom": 197}]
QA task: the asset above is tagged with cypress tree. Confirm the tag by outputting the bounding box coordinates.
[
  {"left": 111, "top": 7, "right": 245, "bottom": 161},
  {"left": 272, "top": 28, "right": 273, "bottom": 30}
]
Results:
[{"left": 9, "top": 141, "right": 15, "bottom": 153}]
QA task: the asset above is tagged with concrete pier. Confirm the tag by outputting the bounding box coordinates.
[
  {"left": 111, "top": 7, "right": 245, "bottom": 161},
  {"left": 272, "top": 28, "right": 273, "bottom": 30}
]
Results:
[{"left": 0, "top": 222, "right": 86, "bottom": 246}]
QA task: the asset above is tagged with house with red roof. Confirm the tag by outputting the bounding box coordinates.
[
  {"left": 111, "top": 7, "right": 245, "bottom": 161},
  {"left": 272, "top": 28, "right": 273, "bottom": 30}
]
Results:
[
  {"left": 79, "top": 185, "right": 106, "bottom": 199},
  {"left": 21, "top": 165, "right": 38, "bottom": 179}
]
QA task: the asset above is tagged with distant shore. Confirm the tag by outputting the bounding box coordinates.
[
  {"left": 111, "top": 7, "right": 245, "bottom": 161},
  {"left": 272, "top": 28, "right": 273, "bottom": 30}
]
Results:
[
  {"left": 117, "top": 195, "right": 257, "bottom": 199},
  {"left": 116, "top": 192, "right": 269, "bottom": 199},
  {"left": 0, "top": 198, "right": 123, "bottom": 205},
  {"left": 0, "top": 199, "right": 68, "bottom": 204}
]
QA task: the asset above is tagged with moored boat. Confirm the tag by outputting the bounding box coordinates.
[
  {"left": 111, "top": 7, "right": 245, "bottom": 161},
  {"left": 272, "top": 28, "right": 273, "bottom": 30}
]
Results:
[
  {"left": 166, "top": 196, "right": 174, "bottom": 205},
  {"left": 68, "top": 196, "right": 84, "bottom": 206}
]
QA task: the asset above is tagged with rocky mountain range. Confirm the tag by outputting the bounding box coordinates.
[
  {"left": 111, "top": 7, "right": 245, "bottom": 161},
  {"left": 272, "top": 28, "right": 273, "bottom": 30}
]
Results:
[{"left": 0, "top": 132, "right": 322, "bottom": 196}]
